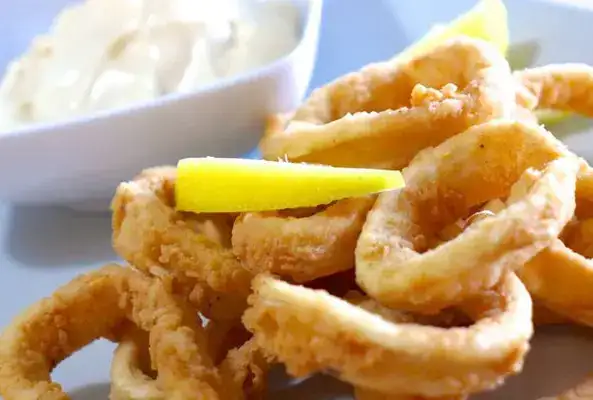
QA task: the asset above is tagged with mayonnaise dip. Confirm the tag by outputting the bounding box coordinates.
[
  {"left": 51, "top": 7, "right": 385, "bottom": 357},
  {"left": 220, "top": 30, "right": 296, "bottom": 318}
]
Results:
[{"left": 0, "top": 0, "right": 300, "bottom": 131}]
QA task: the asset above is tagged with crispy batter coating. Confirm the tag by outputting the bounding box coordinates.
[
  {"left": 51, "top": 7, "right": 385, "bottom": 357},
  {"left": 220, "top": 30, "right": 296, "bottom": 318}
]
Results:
[
  {"left": 111, "top": 167, "right": 253, "bottom": 320},
  {"left": 0, "top": 265, "right": 222, "bottom": 400},
  {"left": 515, "top": 64, "right": 593, "bottom": 116},
  {"left": 356, "top": 120, "right": 580, "bottom": 313},
  {"left": 232, "top": 196, "right": 375, "bottom": 282},
  {"left": 519, "top": 216, "right": 593, "bottom": 327},
  {"left": 261, "top": 37, "right": 516, "bottom": 168},
  {"left": 243, "top": 273, "right": 532, "bottom": 397},
  {"left": 111, "top": 322, "right": 269, "bottom": 400}
]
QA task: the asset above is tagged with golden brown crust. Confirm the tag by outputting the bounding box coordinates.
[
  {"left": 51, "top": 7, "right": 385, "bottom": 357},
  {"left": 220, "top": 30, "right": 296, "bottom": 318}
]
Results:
[
  {"left": 232, "top": 196, "right": 375, "bottom": 282},
  {"left": 111, "top": 166, "right": 253, "bottom": 320},
  {"left": 110, "top": 321, "right": 270, "bottom": 400},
  {"left": 260, "top": 37, "right": 516, "bottom": 169},
  {"left": 515, "top": 64, "right": 593, "bottom": 116},
  {"left": 0, "top": 265, "right": 222, "bottom": 400},
  {"left": 243, "top": 273, "right": 532, "bottom": 397},
  {"left": 356, "top": 120, "right": 580, "bottom": 313}
]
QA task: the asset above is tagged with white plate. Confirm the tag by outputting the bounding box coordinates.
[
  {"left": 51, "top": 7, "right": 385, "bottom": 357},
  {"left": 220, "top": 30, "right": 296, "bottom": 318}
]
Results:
[{"left": 1, "top": 0, "right": 593, "bottom": 399}]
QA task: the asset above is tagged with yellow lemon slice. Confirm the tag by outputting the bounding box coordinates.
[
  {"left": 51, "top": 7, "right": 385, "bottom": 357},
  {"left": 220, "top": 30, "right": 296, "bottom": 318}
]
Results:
[
  {"left": 394, "top": 0, "right": 509, "bottom": 63},
  {"left": 175, "top": 158, "right": 405, "bottom": 213}
]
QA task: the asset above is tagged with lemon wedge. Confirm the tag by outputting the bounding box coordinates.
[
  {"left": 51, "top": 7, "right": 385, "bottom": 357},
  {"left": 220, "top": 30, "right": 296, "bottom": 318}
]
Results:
[
  {"left": 394, "top": 0, "right": 509, "bottom": 63},
  {"left": 175, "top": 158, "right": 405, "bottom": 213}
]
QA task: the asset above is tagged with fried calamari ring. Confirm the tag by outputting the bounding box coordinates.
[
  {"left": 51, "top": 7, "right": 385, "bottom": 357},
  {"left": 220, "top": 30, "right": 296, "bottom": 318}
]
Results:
[
  {"left": 232, "top": 196, "right": 375, "bottom": 282},
  {"left": 504, "top": 161, "right": 593, "bottom": 327},
  {"left": 513, "top": 64, "right": 593, "bottom": 215},
  {"left": 243, "top": 272, "right": 532, "bottom": 397},
  {"left": 260, "top": 37, "right": 516, "bottom": 168},
  {"left": 356, "top": 120, "right": 580, "bottom": 313},
  {"left": 111, "top": 321, "right": 269, "bottom": 400},
  {"left": 433, "top": 185, "right": 573, "bottom": 329},
  {"left": 519, "top": 214, "right": 593, "bottom": 327},
  {"left": 0, "top": 264, "right": 222, "bottom": 400},
  {"left": 515, "top": 64, "right": 593, "bottom": 116},
  {"left": 111, "top": 166, "right": 252, "bottom": 320}
]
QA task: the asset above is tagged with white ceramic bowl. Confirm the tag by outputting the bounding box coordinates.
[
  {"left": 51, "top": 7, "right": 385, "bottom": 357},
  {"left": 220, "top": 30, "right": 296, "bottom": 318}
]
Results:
[{"left": 0, "top": 0, "right": 322, "bottom": 209}]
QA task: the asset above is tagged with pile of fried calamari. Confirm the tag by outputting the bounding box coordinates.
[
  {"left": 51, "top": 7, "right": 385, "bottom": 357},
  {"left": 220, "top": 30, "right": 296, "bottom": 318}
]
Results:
[{"left": 4, "top": 37, "right": 593, "bottom": 400}]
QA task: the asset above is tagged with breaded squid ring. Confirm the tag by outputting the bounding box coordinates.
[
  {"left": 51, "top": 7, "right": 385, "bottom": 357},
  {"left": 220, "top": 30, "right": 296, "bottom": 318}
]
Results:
[
  {"left": 355, "top": 120, "right": 580, "bottom": 313},
  {"left": 111, "top": 166, "right": 253, "bottom": 320},
  {"left": 515, "top": 64, "right": 593, "bottom": 116},
  {"left": 501, "top": 158, "right": 593, "bottom": 327},
  {"left": 433, "top": 190, "right": 573, "bottom": 329},
  {"left": 0, "top": 264, "right": 222, "bottom": 400},
  {"left": 513, "top": 64, "right": 593, "bottom": 215},
  {"left": 260, "top": 37, "right": 516, "bottom": 168},
  {"left": 232, "top": 196, "right": 375, "bottom": 282},
  {"left": 111, "top": 323, "right": 268, "bottom": 400},
  {"left": 350, "top": 286, "right": 554, "bottom": 398},
  {"left": 352, "top": 305, "right": 563, "bottom": 398},
  {"left": 450, "top": 152, "right": 593, "bottom": 400},
  {"left": 243, "top": 272, "right": 533, "bottom": 397},
  {"left": 519, "top": 214, "right": 593, "bottom": 328}
]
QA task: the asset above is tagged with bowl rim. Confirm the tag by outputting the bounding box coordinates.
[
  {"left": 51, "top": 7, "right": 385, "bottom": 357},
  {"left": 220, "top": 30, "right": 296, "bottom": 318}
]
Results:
[{"left": 0, "top": 0, "right": 323, "bottom": 139}]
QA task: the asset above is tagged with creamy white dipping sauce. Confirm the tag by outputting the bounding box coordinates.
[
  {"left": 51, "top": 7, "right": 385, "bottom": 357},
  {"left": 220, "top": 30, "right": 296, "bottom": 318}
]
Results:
[{"left": 0, "top": 0, "right": 300, "bottom": 130}]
